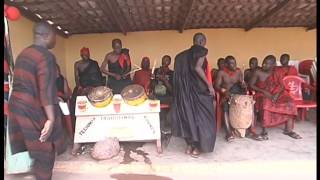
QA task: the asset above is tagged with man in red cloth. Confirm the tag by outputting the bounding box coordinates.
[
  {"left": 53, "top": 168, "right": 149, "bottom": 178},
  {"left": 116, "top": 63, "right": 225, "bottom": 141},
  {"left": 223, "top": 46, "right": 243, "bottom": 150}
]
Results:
[
  {"left": 249, "top": 55, "right": 301, "bottom": 140},
  {"left": 133, "top": 57, "right": 152, "bottom": 92},
  {"left": 278, "top": 54, "right": 298, "bottom": 77}
]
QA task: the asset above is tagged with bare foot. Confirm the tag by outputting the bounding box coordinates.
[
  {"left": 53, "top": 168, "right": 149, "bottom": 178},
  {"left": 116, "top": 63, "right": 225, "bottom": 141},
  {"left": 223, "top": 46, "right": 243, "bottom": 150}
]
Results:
[
  {"left": 71, "top": 143, "right": 82, "bottom": 156},
  {"left": 185, "top": 145, "right": 193, "bottom": 155},
  {"left": 190, "top": 148, "right": 200, "bottom": 158}
]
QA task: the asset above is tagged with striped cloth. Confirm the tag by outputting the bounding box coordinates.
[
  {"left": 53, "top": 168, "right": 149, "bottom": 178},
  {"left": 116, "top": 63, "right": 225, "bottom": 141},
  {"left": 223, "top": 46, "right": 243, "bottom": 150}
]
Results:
[{"left": 8, "top": 44, "right": 66, "bottom": 180}]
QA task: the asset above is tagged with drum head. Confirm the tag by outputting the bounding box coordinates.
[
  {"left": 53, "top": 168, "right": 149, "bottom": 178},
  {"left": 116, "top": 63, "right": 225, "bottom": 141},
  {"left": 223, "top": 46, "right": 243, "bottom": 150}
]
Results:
[
  {"left": 88, "top": 86, "right": 113, "bottom": 102},
  {"left": 121, "top": 84, "right": 145, "bottom": 101}
]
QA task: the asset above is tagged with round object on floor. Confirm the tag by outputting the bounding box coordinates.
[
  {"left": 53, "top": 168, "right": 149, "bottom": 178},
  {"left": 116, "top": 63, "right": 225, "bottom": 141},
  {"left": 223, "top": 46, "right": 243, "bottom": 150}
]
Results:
[{"left": 91, "top": 137, "right": 120, "bottom": 160}]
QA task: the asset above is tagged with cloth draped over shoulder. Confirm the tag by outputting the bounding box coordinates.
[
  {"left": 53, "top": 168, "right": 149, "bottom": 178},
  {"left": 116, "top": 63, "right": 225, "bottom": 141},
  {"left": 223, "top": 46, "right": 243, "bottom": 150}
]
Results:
[
  {"left": 171, "top": 45, "right": 216, "bottom": 153},
  {"left": 107, "top": 49, "right": 132, "bottom": 94},
  {"left": 133, "top": 69, "right": 152, "bottom": 91},
  {"left": 256, "top": 68, "right": 297, "bottom": 127},
  {"left": 79, "top": 59, "right": 105, "bottom": 87}
]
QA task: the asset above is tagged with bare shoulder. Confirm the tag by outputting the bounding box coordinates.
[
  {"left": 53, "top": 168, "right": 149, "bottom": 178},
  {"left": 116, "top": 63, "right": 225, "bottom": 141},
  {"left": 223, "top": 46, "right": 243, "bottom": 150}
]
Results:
[
  {"left": 217, "top": 70, "right": 227, "bottom": 79},
  {"left": 254, "top": 68, "right": 263, "bottom": 76},
  {"left": 74, "top": 60, "right": 80, "bottom": 67}
]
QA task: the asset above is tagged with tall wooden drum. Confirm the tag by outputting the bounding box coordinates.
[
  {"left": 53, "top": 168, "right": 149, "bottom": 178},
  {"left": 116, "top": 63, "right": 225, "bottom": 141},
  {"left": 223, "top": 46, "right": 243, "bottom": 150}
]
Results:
[{"left": 228, "top": 94, "right": 255, "bottom": 137}]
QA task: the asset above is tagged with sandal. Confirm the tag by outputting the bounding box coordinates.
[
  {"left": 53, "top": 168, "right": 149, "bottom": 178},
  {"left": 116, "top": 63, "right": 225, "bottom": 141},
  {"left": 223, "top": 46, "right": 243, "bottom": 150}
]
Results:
[
  {"left": 283, "top": 131, "right": 302, "bottom": 139},
  {"left": 260, "top": 132, "right": 269, "bottom": 140},
  {"left": 190, "top": 148, "right": 200, "bottom": 158},
  {"left": 246, "top": 132, "right": 264, "bottom": 141},
  {"left": 226, "top": 134, "right": 235, "bottom": 142}
]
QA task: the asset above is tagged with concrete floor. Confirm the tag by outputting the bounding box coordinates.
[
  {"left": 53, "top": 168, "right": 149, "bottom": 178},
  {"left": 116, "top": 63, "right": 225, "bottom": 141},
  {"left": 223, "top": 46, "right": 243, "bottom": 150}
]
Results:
[{"left": 5, "top": 109, "right": 317, "bottom": 180}]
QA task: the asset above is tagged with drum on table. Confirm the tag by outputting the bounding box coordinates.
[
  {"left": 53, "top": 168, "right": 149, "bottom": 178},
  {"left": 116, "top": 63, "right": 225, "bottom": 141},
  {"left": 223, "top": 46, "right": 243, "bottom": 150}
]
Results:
[
  {"left": 228, "top": 94, "right": 255, "bottom": 137},
  {"left": 121, "top": 84, "right": 147, "bottom": 106},
  {"left": 87, "top": 86, "right": 113, "bottom": 108}
]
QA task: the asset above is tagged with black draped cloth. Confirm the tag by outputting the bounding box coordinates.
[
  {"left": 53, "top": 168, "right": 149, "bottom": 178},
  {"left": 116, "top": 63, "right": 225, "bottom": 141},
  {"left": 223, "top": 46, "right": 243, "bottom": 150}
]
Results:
[
  {"left": 79, "top": 59, "right": 105, "bottom": 87},
  {"left": 171, "top": 45, "right": 216, "bottom": 153},
  {"left": 70, "top": 59, "right": 105, "bottom": 123},
  {"left": 107, "top": 60, "right": 132, "bottom": 94}
]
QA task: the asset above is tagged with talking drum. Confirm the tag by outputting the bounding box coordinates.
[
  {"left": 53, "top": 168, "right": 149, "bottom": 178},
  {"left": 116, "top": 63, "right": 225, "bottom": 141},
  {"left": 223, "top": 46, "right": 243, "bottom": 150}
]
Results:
[
  {"left": 87, "top": 86, "right": 113, "bottom": 108},
  {"left": 121, "top": 84, "right": 147, "bottom": 106},
  {"left": 228, "top": 94, "right": 255, "bottom": 137}
]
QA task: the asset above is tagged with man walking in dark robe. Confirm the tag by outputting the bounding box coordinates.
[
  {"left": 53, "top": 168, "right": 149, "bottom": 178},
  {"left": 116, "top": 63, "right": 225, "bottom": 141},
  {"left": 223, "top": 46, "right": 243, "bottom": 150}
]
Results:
[
  {"left": 8, "top": 22, "right": 66, "bottom": 180},
  {"left": 171, "top": 33, "right": 216, "bottom": 158}
]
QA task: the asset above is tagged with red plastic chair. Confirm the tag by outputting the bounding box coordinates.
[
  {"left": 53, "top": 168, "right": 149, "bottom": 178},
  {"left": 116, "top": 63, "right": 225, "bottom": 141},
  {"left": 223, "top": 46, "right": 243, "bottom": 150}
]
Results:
[{"left": 283, "top": 75, "right": 317, "bottom": 121}]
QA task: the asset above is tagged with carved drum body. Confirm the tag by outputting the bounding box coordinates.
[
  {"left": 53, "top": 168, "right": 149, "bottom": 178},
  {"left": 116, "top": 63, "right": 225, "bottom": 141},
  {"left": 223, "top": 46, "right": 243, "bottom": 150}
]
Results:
[{"left": 229, "top": 94, "right": 255, "bottom": 137}]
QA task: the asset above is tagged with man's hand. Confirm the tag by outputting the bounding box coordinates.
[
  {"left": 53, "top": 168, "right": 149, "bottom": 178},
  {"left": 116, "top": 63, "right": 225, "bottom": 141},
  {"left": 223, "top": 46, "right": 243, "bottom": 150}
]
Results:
[
  {"left": 263, "top": 91, "right": 273, "bottom": 100},
  {"left": 272, "top": 92, "right": 280, "bottom": 103},
  {"left": 39, "top": 120, "right": 54, "bottom": 143},
  {"left": 114, "top": 74, "right": 121, "bottom": 80},
  {"left": 208, "top": 86, "right": 215, "bottom": 97},
  {"left": 159, "top": 74, "right": 166, "bottom": 81},
  {"left": 241, "top": 81, "right": 247, "bottom": 90}
]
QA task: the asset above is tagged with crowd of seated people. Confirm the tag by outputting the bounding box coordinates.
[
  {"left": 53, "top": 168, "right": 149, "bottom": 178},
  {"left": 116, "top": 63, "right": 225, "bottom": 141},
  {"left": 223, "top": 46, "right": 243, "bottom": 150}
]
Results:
[{"left": 56, "top": 38, "right": 314, "bottom": 155}]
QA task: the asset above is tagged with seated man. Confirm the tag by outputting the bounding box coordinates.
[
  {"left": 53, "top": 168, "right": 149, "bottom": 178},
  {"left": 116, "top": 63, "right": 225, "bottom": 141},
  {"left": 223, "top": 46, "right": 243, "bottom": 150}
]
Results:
[
  {"left": 56, "top": 64, "right": 73, "bottom": 140},
  {"left": 70, "top": 47, "right": 105, "bottom": 155},
  {"left": 211, "top": 57, "right": 225, "bottom": 86},
  {"left": 278, "top": 54, "right": 298, "bottom": 76},
  {"left": 101, "top": 39, "right": 132, "bottom": 94},
  {"left": 215, "top": 56, "right": 252, "bottom": 141},
  {"left": 133, "top": 57, "right": 152, "bottom": 92},
  {"left": 244, "top": 57, "right": 260, "bottom": 85},
  {"left": 150, "top": 55, "right": 174, "bottom": 132},
  {"left": 279, "top": 54, "right": 314, "bottom": 100},
  {"left": 249, "top": 55, "right": 301, "bottom": 140}
]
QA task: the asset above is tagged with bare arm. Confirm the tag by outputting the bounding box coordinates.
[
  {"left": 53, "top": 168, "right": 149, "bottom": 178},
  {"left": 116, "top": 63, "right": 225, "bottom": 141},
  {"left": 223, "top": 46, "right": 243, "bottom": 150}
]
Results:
[
  {"left": 100, "top": 54, "right": 120, "bottom": 78},
  {"left": 195, "top": 57, "right": 210, "bottom": 87},
  {"left": 195, "top": 56, "right": 215, "bottom": 95},
  {"left": 63, "top": 79, "right": 71, "bottom": 99},
  {"left": 249, "top": 71, "right": 272, "bottom": 99},
  {"left": 214, "top": 71, "right": 223, "bottom": 91},
  {"left": 249, "top": 71, "right": 263, "bottom": 93},
  {"left": 74, "top": 62, "right": 80, "bottom": 87}
]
